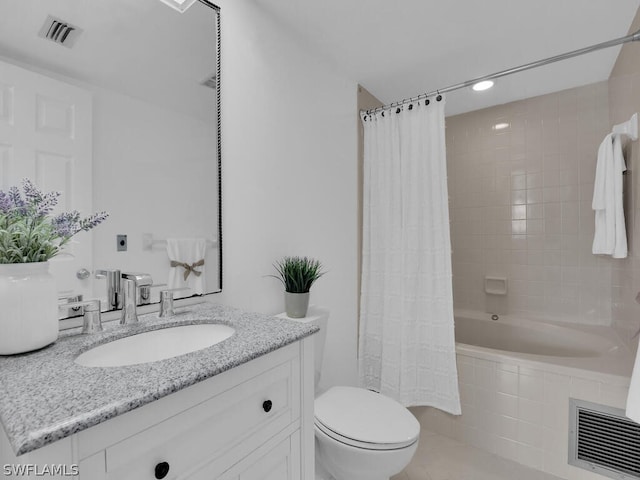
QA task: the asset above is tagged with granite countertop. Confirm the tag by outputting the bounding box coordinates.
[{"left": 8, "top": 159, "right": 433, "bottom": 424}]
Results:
[{"left": 0, "top": 302, "right": 318, "bottom": 456}]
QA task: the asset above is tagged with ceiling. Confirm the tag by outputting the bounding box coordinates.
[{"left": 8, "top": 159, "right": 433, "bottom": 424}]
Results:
[
  {"left": 0, "top": 0, "right": 218, "bottom": 122},
  {"left": 253, "top": 0, "right": 640, "bottom": 116}
]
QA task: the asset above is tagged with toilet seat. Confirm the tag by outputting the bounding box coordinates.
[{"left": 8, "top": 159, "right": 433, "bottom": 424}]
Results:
[{"left": 314, "top": 386, "right": 419, "bottom": 451}]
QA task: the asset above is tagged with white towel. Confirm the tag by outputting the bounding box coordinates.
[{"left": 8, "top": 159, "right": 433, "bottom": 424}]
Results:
[
  {"left": 627, "top": 340, "right": 640, "bottom": 423},
  {"left": 167, "top": 238, "right": 207, "bottom": 295},
  {"left": 592, "top": 134, "right": 627, "bottom": 258}
]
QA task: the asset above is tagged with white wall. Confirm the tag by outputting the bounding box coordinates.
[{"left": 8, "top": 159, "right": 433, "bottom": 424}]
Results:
[
  {"left": 91, "top": 86, "right": 220, "bottom": 299},
  {"left": 211, "top": 0, "right": 359, "bottom": 389}
]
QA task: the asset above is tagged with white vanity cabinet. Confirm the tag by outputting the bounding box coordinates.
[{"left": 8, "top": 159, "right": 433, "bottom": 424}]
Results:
[{"left": 0, "top": 337, "right": 315, "bottom": 480}]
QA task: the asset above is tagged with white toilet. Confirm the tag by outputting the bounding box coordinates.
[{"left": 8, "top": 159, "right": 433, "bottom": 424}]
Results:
[{"left": 279, "top": 308, "right": 420, "bottom": 480}]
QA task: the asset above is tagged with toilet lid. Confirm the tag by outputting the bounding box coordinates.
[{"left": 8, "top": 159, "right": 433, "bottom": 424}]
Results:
[{"left": 314, "top": 386, "right": 419, "bottom": 450}]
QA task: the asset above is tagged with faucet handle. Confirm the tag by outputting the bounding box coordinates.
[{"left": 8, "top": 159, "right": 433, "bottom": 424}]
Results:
[
  {"left": 159, "top": 288, "right": 190, "bottom": 318},
  {"left": 60, "top": 299, "right": 103, "bottom": 334}
]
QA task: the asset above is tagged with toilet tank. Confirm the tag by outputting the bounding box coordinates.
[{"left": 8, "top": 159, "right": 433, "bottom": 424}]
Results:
[{"left": 276, "top": 306, "right": 328, "bottom": 388}]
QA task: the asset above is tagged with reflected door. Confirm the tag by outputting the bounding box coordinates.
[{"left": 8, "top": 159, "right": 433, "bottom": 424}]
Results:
[{"left": 0, "top": 59, "right": 93, "bottom": 299}]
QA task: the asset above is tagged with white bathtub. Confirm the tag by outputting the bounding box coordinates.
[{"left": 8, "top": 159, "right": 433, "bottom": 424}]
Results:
[
  {"left": 453, "top": 311, "right": 633, "bottom": 378},
  {"left": 414, "top": 311, "right": 635, "bottom": 479}
]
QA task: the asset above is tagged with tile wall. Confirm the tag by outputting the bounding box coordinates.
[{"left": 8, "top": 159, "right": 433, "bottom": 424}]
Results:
[
  {"left": 609, "top": 8, "right": 640, "bottom": 349},
  {"left": 446, "top": 82, "right": 614, "bottom": 325},
  {"left": 609, "top": 70, "right": 640, "bottom": 349},
  {"left": 412, "top": 353, "right": 631, "bottom": 480}
]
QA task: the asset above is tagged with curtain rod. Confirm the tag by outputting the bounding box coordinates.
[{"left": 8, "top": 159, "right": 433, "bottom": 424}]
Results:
[{"left": 363, "top": 29, "right": 640, "bottom": 116}]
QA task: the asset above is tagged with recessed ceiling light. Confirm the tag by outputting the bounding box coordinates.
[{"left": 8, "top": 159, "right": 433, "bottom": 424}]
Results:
[
  {"left": 472, "top": 80, "right": 494, "bottom": 92},
  {"left": 493, "top": 122, "right": 510, "bottom": 130},
  {"left": 158, "top": 0, "right": 197, "bottom": 13}
]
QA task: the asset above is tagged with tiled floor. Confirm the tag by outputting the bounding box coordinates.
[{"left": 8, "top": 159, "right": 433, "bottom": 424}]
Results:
[{"left": 391, "top": 430, "right": 564, "bottom": 480}]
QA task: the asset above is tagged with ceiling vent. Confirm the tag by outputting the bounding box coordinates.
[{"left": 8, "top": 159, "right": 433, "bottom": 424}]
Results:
[
  {"left": 38, "top": 15, "right": 83, "bottom": 48},
  {"left": 201, "top": 74, "right": 217, "bottom": 90},
  {"left": 569, "top": 399, "right": 640, "bottom": 480}
]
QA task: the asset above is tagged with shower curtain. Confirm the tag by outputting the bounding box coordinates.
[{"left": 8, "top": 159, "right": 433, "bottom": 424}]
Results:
[{"left": 358, "top": 97, "right": 461, "bottom": 414}]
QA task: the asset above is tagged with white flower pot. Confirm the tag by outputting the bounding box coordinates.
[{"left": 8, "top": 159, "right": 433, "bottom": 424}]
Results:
[
  {"left": 284, "top": 292, "right": 310, "bottom": 318},
  {"left": 0, "top": 262, "right": 59, "bottom": 355}
]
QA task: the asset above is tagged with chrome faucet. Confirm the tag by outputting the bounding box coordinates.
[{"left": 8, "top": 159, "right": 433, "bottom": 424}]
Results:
[{"left": 120, "top": 272, "right": 153, "bottom": 325}]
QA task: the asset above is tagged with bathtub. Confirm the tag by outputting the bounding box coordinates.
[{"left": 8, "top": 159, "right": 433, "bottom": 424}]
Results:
[
  {"left": 413, "top": 311, "right": 635, "bottom": 479},
  {"left": 453, "top": 311, "right": 633, "bottom": 378}
]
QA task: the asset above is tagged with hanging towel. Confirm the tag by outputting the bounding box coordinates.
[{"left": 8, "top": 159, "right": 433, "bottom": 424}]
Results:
[
  {"left": 612, "top": 135, "right": 628, "bottom": 258},
  {"left": 627, "top": 340, "right": 640, "bottom": 423},
  {"left": 592, "top": 134, "right": 627, "bottom": 258},
  {"left": 167, "top": 238, "right": 207, "bottom": 295}
]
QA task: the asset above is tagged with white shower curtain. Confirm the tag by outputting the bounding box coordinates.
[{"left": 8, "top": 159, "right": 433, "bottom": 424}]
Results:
[{"left": 358, "top": 97, "right": 461, "bottom": 414}]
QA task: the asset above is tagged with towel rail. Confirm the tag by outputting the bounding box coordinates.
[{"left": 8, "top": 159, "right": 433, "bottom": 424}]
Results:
[
  {"left": 142, "top": 233, "right": 218, "bottom": 252},
  {"left": 612, "top": 113, "right": 638, "bottom": 141}
]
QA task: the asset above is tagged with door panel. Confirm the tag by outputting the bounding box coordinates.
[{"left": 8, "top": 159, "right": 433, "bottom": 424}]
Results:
[{"left": 0, "top": 59, "right": 93, "bottom": 299}]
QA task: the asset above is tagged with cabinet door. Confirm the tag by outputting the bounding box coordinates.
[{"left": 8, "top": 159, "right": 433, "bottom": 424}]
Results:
[
  {"left": 239, "top": 432, "right": 300, "bottom": 480},
  {"left": 201, "top": 430, "right": 301, "bottom": 480},
  {"left": 78, "top": 451, "right": 106, "bottom": 480}
]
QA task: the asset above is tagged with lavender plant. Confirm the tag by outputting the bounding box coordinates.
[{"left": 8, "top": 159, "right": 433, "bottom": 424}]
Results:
[{"left": 0, "top": 179, "right": 108, "bottom": 263}]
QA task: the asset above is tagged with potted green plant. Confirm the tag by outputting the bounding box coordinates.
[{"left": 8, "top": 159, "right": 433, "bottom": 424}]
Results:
[
  {"left": 0, "top": 179, "right": 108, "bottom": 354},
  {"left": 271, "top": 256, "right": 324, "bottom": 318}
]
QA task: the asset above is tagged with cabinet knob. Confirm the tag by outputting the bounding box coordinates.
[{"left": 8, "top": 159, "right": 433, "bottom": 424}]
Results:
[
  {"left": 262, "top": 400, "right": 273, "bottom": 413},
  {"left": 154, "top": 461, "right": 170, "bottom": 479}
]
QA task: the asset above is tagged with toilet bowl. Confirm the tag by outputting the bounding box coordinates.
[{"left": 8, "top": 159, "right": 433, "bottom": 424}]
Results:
[
  {"left": 278, "top": 308, "right": 420, "bottom": 480},
  {"left": 314, "top": 386, "right": 419, "bottom": 480}
]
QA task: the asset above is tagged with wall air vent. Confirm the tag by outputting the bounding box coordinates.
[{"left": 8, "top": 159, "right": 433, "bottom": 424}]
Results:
[
  {"left": 38, "top": 15, "right": 83, "bottom": 48},
  {"left": 569, "top": 399, "right": 640, "bottom": 480},
  {"left": 201, "top": 74, "right": 217, "bottom": 90}
]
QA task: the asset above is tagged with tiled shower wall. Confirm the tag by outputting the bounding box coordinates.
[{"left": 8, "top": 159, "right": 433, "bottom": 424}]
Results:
[
  {"left": 446, "top": 82, "right": 614, "bottom": 325},
  {"left": 609, "top": 9, "right": 640, "bottom": 349}
]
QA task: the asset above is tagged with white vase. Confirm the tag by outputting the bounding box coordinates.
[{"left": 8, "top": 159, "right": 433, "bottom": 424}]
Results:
[
  {"left": 284, "top": 291, "right": 310, "bottom": 318},
  {"left": 0, "top": 262, "right": 59, "bottom": 355}
]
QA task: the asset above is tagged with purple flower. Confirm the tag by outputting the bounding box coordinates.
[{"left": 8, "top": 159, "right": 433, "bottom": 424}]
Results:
[
  {"left": 22, "top": 179, "right": 42, "bottom": 203},
  {"left": 21, "top": 179, "right": 61, "bottom": 217},
  {"left": 79, "top": 211, "right": 109, "bottom": 231},
  {"left": 0, "top": 178, "right": 108, "bottom": 263},
  {"left": 7, "top": 186, "right": 26, "bottom": 214},
  {"left": 52, "top": 211, "right": 81, "bottom": 238},
  {"left": 34, "top": 192, "right": 60, "bottom": 217},
  {"left": 0, "top": 191, "right": 11, "bottom": 214}
]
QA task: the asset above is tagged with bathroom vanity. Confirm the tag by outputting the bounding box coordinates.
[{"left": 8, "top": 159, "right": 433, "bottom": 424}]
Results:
[{"left": 0, "top": 303, "right": 317, "bottom": 479}]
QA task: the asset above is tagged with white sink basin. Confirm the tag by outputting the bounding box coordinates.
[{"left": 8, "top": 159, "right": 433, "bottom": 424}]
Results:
[{"left": 75, "top": 324, "right": 235, "bottom": 367}]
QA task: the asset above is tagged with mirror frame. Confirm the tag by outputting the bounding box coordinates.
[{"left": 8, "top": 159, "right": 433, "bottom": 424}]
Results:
[{"left": 204, "top": 0, "right": 223, "bottom": 294}]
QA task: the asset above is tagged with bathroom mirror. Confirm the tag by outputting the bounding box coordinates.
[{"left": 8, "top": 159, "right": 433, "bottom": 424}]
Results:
[{"left": 0, "top": 0, "right": 222, "bottom": 318}]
